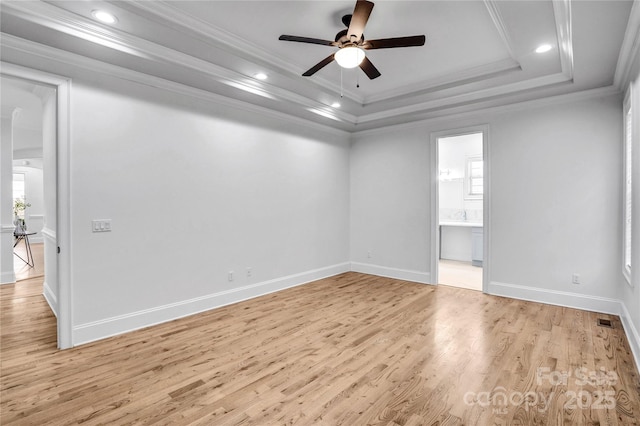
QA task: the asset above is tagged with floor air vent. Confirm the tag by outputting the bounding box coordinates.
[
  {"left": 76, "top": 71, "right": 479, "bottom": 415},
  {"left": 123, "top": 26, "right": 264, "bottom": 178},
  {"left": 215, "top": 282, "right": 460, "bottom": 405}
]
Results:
[{"left": 597, "top": 318, "right": 613, "bottom": 328}]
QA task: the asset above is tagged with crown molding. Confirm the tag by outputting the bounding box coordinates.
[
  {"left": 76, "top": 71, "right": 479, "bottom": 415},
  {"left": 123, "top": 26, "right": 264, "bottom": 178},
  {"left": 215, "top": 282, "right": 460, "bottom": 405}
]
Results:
[
  {"left": 483, "top": 0, "right": 518, "bottom": 60},
  {"left": 614, "top": 0, "right": 640, "bottom": 89},
  {"left": 1, "top": 1, "right": 358, "bottom": 124},
  {"left": 362, "top": 0, "right": 523, "bottom": 105},
  {"left": 353, "top": 85, "right": 620, "bottom": 138},
  {"left": 356, "top": 72, "right": 572, "bottom": 124},
  {"left": 0, "top": 35, "right": 351, "bottom": 137},
  {"left": 132, "top": 0, "right": 526, "bottom": 108},
  {"left": 118, "top": 0, "right": 365, "bottom": 104},
  {"left": 553, "top": 0, "right": 574, "bottom": 80},
  {"left": 363, "top": 57, "right": 521, "bottom": 105}
]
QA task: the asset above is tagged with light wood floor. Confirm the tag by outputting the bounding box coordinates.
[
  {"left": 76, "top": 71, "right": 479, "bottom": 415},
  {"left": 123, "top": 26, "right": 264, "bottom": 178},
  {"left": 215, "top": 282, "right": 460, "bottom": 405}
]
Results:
[
  {"left": 13, "top": 241, "right": 44, "bottom": 281},
  {"left": 439, "top": 259, "right": 483, "bottom": 291},
  {"left": 1, "top": 273, "right": 639, "bottom": 425}
]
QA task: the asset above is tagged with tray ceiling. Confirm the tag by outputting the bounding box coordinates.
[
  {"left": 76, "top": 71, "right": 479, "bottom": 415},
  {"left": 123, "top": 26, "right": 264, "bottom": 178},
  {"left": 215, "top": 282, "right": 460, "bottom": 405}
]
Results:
[{"left": 0, "top": 0, "right": 635, "bottom": 132}]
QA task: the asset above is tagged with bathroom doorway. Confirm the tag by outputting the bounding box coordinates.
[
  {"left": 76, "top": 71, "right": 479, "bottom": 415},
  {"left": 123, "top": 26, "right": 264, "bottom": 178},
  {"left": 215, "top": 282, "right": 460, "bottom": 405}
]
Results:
[{"left": 432, "top": 129, "right": 487, "bottom": 292}]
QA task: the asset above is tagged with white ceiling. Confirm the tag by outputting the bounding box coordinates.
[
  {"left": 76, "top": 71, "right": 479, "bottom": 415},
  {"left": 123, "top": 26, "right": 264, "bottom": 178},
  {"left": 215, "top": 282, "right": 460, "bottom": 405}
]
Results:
[{"left": 0, "top": 0, "right": 636, "bottom": 131}]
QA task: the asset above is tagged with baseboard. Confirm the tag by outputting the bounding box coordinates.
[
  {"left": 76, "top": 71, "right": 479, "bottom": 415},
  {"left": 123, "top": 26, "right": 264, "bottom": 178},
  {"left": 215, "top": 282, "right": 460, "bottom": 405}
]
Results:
[
  {"left": 0, "top": 271, "right": 16, "bottom": 285},
  {"left": 73, "top": 262, "right": 351, "bottom": 346},
  {"left": 42, "top": 281, "right": 58, "bottom": 318},
  {"left": 489, "top": 280, "right": 640, "bottom": 373},
  {"left": 619, "top": 301, "right": 640, "bottom": 374},
  {"left": 350, "top": 262, "right": 432, "bottom": 285},
  {"left": 488, "top": 281, "right": 622, "bottom": 315}
]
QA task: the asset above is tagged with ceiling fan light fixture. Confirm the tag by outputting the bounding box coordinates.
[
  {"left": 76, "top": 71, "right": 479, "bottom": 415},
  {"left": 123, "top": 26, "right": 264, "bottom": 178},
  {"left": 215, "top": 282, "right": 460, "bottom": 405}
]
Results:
[{"left": 335, "top": 46, "right": 366, "bottom": 69}]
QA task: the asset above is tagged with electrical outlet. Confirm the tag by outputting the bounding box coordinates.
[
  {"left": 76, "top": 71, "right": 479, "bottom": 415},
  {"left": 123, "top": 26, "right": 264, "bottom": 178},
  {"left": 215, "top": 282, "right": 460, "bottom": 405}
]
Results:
[
  {"left": 228, "top": 271, "right": 234, "bottom": 282},
  {"left": 572, "top": 273, "right": 580, "bottom": 285},
  {"left": 247, "top": 267, "right": 252, "bottom": 278},
  {"left": 367, "top": 250, "right": 372, "bottom": 259}
]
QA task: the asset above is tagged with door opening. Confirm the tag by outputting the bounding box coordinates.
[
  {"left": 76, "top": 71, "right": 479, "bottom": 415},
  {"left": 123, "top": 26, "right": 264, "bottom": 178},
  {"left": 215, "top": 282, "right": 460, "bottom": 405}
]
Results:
[
  {"left": 1, "top": 62, "right": 72, "bottom": 349},
  {"left": 430, "top": 127, "right": 489, "bottom": 293}
]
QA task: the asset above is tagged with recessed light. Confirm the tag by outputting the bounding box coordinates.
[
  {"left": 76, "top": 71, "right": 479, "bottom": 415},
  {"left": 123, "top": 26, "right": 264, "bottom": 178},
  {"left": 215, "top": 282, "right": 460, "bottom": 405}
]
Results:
[
  {"left": 331, "top": 102, "right": 341, "bottom": 108},
  {"left": 92, "top": 10, "right": 117, "bottom": 24},
  {"left": 254, "top": 72, "right": 268, "bottom": 80},
  {"left": 535, "top": 44, "right": 553, "bottom": 53}
]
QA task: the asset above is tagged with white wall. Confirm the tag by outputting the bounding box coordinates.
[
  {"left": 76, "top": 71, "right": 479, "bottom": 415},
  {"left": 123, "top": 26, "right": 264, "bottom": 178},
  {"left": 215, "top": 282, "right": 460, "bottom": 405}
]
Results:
[
  {"left": 351, "top": 93, "right": 623, "bottom": 305},
  {"left": 69, "top": 76, "right": 350, "bottom": 343},
  {"left": 350, "top": 126, "right": 431, "bottom": 279}
]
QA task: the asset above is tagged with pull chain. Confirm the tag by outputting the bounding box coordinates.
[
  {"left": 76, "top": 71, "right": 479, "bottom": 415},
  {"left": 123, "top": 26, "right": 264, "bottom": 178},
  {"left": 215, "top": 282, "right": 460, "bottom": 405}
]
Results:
[{"left": 340, "top": 67, "right": 344, "bottom": 98}]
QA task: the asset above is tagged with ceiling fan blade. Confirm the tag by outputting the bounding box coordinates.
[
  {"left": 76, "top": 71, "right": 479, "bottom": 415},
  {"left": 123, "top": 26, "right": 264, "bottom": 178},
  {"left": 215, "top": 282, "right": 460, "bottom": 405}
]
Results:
[
  {"left": 363, "top": 35, "right": 426, "bottom": 50},
  {"left": 302, "top": 53, "right": 336, "bottom": 76},
  {"left": 279, "top": 35, "right": 337, "bottom": 47},
  {"left": 347, "top": 0, "right": 374, "bottom": 42},
  {"left": 359, "top": 56, "right": 381, "bottom": 79}
]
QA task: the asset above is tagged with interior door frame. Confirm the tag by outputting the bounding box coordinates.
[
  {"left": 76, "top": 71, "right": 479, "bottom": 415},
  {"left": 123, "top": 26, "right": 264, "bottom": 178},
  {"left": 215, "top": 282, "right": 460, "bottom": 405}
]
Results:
[
  {"left": 1, "top": 62, "right": 73, "bottom": 349},
  {"left": 429, "top": 125, "right": 490, "bottom": 293}
]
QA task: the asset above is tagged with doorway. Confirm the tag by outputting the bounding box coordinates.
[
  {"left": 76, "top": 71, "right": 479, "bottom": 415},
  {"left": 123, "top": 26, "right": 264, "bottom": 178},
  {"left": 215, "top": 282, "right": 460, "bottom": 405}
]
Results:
[
  {"left": 1, "top": 63, "right": 72, "bottom": 349},
  {"left": 430, "top": 126, "right": 489, "bottom": 293}
]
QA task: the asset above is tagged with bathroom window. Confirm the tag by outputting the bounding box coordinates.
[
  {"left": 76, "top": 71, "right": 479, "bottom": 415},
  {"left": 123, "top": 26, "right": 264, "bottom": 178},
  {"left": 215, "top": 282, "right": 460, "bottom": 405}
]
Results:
[
  {"left": 623, "top": 89, "right": 633, "bottom": 284},
  {"left": 465, "top": 156, "right": 483, "bottom": 199}
]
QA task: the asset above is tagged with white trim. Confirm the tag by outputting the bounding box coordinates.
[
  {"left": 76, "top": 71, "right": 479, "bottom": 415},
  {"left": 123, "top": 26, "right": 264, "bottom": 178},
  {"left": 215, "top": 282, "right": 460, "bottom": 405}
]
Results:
[
  {"left": 552, "top": 0, "right": 574, "bottom": 80},
  {"left": 614, "top": 0, "right": 640, "bottom": 90},
  {"left": 73, "top": 262, "right": 350, "bottom": 346},
  {"left": 125, "top": 0, "right": 364, "bottom": 104},
  {"left": 364, "top": 59, "right": 521, "bottom": 106},
  {"left": 357, "top": 73, "right": 572, "bottom": 125},
  {"left": 354, "top": 85, "right": 621, "bottom": 137},
  {"left": 1, "top": 34, "right": 350, "bottom": 138},
  {"left": 488, "top": 281, "right": 622, "bottom": 315},
  {"left": 1, "top": 2, "right": 357, "bottom": 124},
  {"left": 43, "top": 281, "right": 58, "bottom": 318},
  {"left": 619, "top": 301, "right": 640, "bottom": 375},
  {"left": 0, "top": 61, "right": 73, "bottom": 349},
  {"left": 488, "top": 280, "right": 640, "bottom": 373},
  {"left": 483, "top": 0, "right": 518, "bottom": 60},
  {"left": 429, "top": 133, "right": 440, "bottom": 287},
  {"left": 350, "top": 262, "right": 432, "bottom": 285}
]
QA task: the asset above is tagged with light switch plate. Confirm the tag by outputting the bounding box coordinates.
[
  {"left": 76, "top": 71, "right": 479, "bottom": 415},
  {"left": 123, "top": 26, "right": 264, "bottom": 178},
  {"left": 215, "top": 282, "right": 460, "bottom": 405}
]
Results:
[{"left": 92, "top": 219, "right": 112, "bottom": 232}]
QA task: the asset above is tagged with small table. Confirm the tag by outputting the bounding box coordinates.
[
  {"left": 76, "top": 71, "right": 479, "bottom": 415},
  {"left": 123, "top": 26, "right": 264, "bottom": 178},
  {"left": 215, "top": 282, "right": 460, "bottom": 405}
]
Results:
[{"left": 14, "top": 230, "right": 36, "bottom": 268}]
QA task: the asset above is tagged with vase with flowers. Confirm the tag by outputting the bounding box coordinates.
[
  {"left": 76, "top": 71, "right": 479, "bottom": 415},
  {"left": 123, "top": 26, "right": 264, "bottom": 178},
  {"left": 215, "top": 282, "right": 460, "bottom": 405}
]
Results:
[{"left": 13, "top": 198, "right": 31, "bottom": 233}]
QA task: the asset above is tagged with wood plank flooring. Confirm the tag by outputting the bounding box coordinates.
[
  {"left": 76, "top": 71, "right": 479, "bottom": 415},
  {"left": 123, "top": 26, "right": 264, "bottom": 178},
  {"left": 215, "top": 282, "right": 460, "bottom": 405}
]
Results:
[
  {"left": 13, "top": 241, "right": 44, "bottom": 282},
  {"left": 1, "top": 272, "right": 639, "bottom": 425}
]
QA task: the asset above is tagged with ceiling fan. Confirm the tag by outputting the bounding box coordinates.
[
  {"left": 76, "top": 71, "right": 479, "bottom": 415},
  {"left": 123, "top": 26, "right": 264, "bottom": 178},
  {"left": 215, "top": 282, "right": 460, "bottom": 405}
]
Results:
[{"left": 279, "top": 0, "right": 426, "bottom": 80}]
